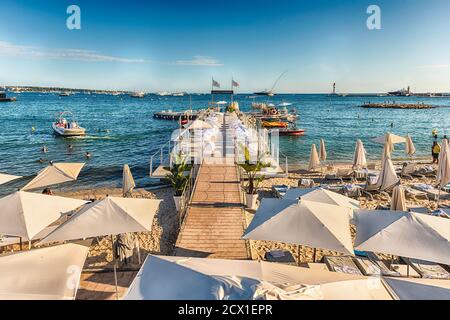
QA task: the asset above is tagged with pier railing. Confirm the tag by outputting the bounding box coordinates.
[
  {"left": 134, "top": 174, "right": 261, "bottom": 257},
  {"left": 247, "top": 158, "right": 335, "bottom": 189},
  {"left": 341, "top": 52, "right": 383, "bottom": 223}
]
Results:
[
  {"left": 178, "top": 163, "right": 200, "bottom": 228},
  {"left": 149, "top": 140, "right": 172, "bottom": 177}
]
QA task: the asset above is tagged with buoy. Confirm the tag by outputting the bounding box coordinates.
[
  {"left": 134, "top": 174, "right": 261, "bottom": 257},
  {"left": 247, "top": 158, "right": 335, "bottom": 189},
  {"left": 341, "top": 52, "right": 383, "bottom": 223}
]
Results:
[{"left": 31, "top": 126, "right": 36, "bottom": 133}]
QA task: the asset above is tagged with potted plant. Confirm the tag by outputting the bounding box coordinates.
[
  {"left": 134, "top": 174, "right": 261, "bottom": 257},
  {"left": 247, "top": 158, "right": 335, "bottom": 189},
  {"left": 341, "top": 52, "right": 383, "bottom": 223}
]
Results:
[
  {"left": 167, "top": 154, "right": 189, "bottom": 212},
  {"left": 238, "top": 145, "right": 269, "bottom": 210}
]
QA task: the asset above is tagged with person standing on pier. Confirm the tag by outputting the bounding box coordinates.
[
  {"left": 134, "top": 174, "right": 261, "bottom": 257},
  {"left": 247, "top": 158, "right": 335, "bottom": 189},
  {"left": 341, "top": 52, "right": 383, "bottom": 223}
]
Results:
[{"left": 432, "top": 141, "right": 441, "bottom": 164}]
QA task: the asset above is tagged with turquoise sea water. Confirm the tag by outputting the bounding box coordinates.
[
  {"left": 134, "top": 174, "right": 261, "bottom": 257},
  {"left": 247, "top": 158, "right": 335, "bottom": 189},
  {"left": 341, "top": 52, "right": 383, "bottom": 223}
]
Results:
[{"left": 0, "top": 92, "right": 449, "bottom": 192}]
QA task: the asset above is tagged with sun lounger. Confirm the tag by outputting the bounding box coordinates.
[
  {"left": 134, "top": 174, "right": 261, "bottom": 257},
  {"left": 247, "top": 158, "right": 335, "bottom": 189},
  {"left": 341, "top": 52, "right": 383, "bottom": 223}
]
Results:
[
  {"left": 390, "top": 264, "right": 421, "bottom": 278},
  {"left": 402, "top": 258, "right": 450, "bottom": 280},
  {"left": 272, "top": 185, "right": 290, "bottom": 198},
  {"left": 264, "top": 250, "right": 296, "bottom": 265},
  {"left": 363, "top": 252, "right": 402, "bottom": 277},
  {"left": 305, "top": 263, "right": 329, "bottom": 271},
  {"left": 408, "top": 206, "right": 430, "bottom": 214},
  {"left": 404, "top": 186, "right": 429, "bottom": 201},
  {"left": 325, "top": 168, "right": 354, "bottom": 183},
  {"left": 412, "top": 183, "right": 450, "bottom": 201},
  {"left": 323, "top": 255, "right": 363, "bottom": 275},
  {"left": 430, "top": 208, "right": 450, "bottom": 219},
  {"left": 298, "top": 179, "right": 315, "bottom": 188}
]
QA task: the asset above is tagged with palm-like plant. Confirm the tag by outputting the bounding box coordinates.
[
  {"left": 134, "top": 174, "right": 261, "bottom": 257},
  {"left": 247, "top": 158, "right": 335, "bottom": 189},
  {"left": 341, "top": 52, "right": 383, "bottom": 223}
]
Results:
[
  {"left": 167, "top": 153, "right": 189, "bottom": 196},
  {"left": 238, "top": 145, "right": 270, "bottom": 195}
]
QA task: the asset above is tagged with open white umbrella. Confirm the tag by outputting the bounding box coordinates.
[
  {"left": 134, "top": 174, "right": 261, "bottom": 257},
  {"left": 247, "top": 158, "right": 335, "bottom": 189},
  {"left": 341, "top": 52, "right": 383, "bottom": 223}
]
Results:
[
  {"left": 283, "top": 187, "right": 359, "bottom": 219},
  {"left": 0, "top": 173, "right": 22, "bottom": 186},
  {"left": 383, "top": 277, "right": 450, "bottom": 300},
  {"left": 243, "top": 198, "right": 354, "bottom": 259},
  {"left": 319, "top": 139, "right": 327, "bottom": 162},
  {"left": 0, "top": 191, "right": 87, "bottom": 241},
  {"left": 122, "top": 164, "right": 136, "bottom": 197},
  {"left": 0, "top": 242, "right": 90, "bottom": 300},
  {"left": 21, "top": 163, "right": 85, "bottom": 191},
  {"left": 372, "top": 133, "right": 406, "bottom": 145},
  {"left": 352, "top": 139, "right": 367, "bottom": 169},
  {"left": 354, "top": 210, "right": 450, "bottom": 265},
  {"left": 405, "top": 134, "right": 416, "bottom": 156},
  {"left": 390, "top": 185, "right": 407, "bottom": 211},
  {"left": 186, "top": 120, "right": 213, "bottom": 130},
  {"left": 308, "top": 144, "right": 320, "bottom": 171},
  {"left": 125, "top": 255, "right": 392, "bottom": 300},
  {"left": 39, "top": 196, "right": 162, "bottom": 299}
]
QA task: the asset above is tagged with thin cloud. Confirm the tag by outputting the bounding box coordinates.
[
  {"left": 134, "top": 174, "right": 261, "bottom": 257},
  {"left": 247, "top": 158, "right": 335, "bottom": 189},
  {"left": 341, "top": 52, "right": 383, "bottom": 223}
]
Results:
[
  {"left": 170, "top": 55, "right": 223, "bottom": 66},
  {"left": 419, "top": 64, "right": 450, "bottom": 69},
  {"left": 0, "top": 41, "right": 148, "bottom": 63}
]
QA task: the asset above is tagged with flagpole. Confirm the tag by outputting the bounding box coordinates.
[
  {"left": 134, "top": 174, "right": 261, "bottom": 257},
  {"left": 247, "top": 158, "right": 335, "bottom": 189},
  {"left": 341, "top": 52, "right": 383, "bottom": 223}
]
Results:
[{"left": 231, "top": 78, "right": 234, "bottom": 108}]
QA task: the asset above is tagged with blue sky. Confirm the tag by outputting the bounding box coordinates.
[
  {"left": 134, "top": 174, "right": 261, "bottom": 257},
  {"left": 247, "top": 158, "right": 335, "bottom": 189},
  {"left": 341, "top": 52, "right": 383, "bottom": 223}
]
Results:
[{"left": 0, "top": 0, "right": 449, "bottom": 92}]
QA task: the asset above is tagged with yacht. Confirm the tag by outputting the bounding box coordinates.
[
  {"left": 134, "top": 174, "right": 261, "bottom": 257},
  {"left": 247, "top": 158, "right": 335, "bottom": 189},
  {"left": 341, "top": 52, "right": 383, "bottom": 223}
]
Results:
[
  {"left": 130, "top": 91, "right": 145, "bottom": 98},
  {"left": 59, "top": 91, "right": 71, "bottom": 97},
  {"left": 0, "top": 92, "right": 16, "bottom": 102},
  {"left": 52, "top": 111, "right": 86, "bottom": 137}
]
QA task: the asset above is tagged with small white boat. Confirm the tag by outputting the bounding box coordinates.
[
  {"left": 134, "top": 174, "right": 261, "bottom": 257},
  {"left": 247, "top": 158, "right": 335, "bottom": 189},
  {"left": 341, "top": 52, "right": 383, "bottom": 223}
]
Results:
[
  {"left": 52, "top": 111, "right": 86, "bottom": 137},
  {"left": 130, "top": 92, "right": 145, "bottom": 98}
]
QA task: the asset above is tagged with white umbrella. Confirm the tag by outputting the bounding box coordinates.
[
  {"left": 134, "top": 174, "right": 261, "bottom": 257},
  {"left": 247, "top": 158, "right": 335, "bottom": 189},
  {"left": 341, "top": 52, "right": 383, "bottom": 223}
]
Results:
[
  {"left": 125, "top": 255, "right": 392, "bottom": 300},
  {"left": 352, "top": 139, "right": 367, "bottom": 169},
  {"left": 215, "top": 101, "right": 228, "bottom": 105},
  {"left": 0, "top": 191, "right": 87, "bottom": 240},
  {"left": 186, "top": 120, "right": 213, "bottom": 130},
  {"left": 319, "top": 139, "right": 327, "bottom": 162},
  {"left": 437, "top": 139, "right": 450, "bottom": 188},
  {"left": 0, "top": 242, "right": 90, "bottom": 300},
  {"left": 39, "top": 196, "right": 162, "bottom": 299},
  {"left": 390, "top": 185, "right": 407, "bottom": 211},
  {"left": 308, "top": 144, "right": 320, "bottom": 171},
  {"left": 405, "top": 134, "right": 416, "bottom": 156},
  {"left": 283, "top": 187, "right": 359, "bottom": 219},
  {"left": 122, "top": 164, "right": 136, "bottom": 197},
  {"left": 383, "top": 277, "right": 450, "bottom": 300},
  {"left": 243, "top": 198, "right": 354, "bottom": 256},
  {"left": 21, "top": 163, "right": 85, "bottom": 191},
  {"left": 375, "top": 151, "right": 399, "bottom": 191},
  {"left": 0, "top": 173, "right": 22, "bottom": 186},
  {"left": 372, "top": 133, "right": 406, "bottom": 145},
  {"left": 354, "top": 210, "right": 450, "bottom": 265}
]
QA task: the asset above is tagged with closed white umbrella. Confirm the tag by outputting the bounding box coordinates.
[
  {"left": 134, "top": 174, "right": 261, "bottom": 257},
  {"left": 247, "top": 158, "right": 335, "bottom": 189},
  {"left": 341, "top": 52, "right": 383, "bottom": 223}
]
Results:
[
  {"left": 0, "top": 173, "right": 22, "bottom": 186},
  {"left": 0, "top": 242, "right": 90, "bottom": 300},
  {"left": 354, "top": 210, "right": 450, "bottom": 265},
  {"left": 308, "top": 144, "right": 320, "bottom": 171},
  {"left": 0, "top": 191, "right": 87, "bottom": 240},
  {"left": 21, "top": 163, "right": 85, "bottom": 191},
  {"left": 243, "top": 198, "right": 354, "bottom": 256},
  {"left": 375, "top": 151, "right": 399, "bottom": 191},
  {"left": 319, "top": 139, "right": 327, "bottom": 162},
  {"left": 122, "top": 164, "right": 136, "bottom": 197},
  {"left": 352, "top": 139, "right": 367, "bottom": 169},
  {"left": 390, "top": 185, "right": 407, "bottom": 211},
  {"left": 405, "top": 134, "right": 416, "bottom": 156},
  {"left": 437, "top": 140, "right": 450, "bottom": 205},
  {"left": 125, "top": 255, "right": 392, "bottom": 300}
]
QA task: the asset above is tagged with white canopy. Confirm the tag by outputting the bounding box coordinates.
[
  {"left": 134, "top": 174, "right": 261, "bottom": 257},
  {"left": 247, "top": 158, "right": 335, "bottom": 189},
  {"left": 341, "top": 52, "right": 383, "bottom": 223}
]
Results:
[
  {"left": 243, "top": 198, "right": 354, "bottom": 255},
  {"left": 39, "top": 197, "right": 162, "bottom": 244},
  {"left": 283, "top": 187, "right": 359, "bottom": 218},
  {"left": 375, "top": 154, "right": 399, "bottom": 191},
  {"left": 405, "top": 134, "right": 416, "bottom": 156},
  {"left": 122, "top": 164, "right": 136, "bottom": 196},
  {"left": 125, "top": 255, "right": 392, "bottom": 300},
  {"left": 215, "top": 101, "right": 228, "bottom": 105},
  {"left": 371, "top": 133, "right": 406, "bottom": 145},
  {"left": 437, "top": 139, "right": 450, "bottom": 187},
  {"left": 186, "top": 120, "right": 213, "bottom": 130},
  {"left": 0, "top": 173, "right": 22, "bottom": 186},
  {"left": 352, "top": 139, "right": 367, "bottom": 169},
  {"left": 354, "top": 210, "right": 450, "bottom": 265},
  {"left": 0, "top": 242, "right": 90, "bottom": 299},
  {"left": 319, "top": 139, "right": 327, "bottom": 162},
  {"left": 308, "top": 144, "right": 320, "bottom": 171},
  {"left": 0, "top": 191, "right": 87, "bottom": 240},
  {"left": 21, "top": 163, "right": 85, "bottom": 191},
  {"left": 383, "top": 277, "right": 450, "bottom": 300}
]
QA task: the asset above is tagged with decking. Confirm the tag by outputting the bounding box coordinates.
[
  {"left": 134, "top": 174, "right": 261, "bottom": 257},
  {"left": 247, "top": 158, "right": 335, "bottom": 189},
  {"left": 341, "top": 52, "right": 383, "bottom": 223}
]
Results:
[{"left": 174, "top": 163, "right": 249, "bottom": 259}]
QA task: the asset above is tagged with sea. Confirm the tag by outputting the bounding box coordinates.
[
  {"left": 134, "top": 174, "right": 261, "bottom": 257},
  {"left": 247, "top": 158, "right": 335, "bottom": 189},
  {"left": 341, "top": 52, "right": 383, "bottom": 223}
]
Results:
[{"left": 0, "top": 92, "right": 449, "bottom": 193}]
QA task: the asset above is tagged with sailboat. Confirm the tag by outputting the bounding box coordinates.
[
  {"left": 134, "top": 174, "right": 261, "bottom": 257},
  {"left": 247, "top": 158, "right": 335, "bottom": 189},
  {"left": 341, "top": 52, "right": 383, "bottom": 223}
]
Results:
[{"left": 254, "top": 71, "right": 287, "bottom": 96}]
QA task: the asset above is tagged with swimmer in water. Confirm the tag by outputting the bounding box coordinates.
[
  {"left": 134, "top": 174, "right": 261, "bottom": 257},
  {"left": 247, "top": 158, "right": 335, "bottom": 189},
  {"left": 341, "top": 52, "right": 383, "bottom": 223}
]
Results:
[
  {"left": 41, "top": 146, "right": 48, "bottom": 153},
  {"left": 37, "top": 158, "right": 46, "bottom": 163},
  {"left": 390, "top": 122, "right": 394, "bottom": 128},
  {"left": 85, "top": 151, "right": 91, "bottom": 159}
]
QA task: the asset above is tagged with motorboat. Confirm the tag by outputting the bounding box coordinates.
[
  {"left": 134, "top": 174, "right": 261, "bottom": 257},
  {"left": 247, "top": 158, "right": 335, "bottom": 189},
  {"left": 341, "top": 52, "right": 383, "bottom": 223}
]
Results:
[
  {"left": 261, "top": 120, "right": 288, "bottom": 128},
  {"left": 59, "top": 91, "right": 71, "bottom": 97},
  {"left": 130, "top": 92, "right": 145, "bottom": 98},
  {"left": 52, "top": 111, "right": 86, "bottom": 137},
  {"left": 0, "top": 92, "right": 16, "bottom": 102},
  {"left": 278, "top": 128, "right": 306, "bottom": 136}
]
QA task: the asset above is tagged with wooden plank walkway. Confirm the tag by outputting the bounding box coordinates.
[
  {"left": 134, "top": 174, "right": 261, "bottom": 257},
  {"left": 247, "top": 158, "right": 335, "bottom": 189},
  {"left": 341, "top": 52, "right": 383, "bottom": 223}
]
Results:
[{"left": 174, "top": 163, "right": 250, "bottom": 259}]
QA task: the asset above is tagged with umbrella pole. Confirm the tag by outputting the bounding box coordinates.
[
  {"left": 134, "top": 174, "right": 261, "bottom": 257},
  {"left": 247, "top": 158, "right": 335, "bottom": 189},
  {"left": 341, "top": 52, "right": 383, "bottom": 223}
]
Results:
[
  {"left": 297, "top": 245, "right": 301, "bottom": 265},
  {"left": 28, "top": 240, "right": 31, "bottom": 250},
  {"left": 111, "top": 235, "right": 119, "bottom": 300},
  {"left": 19, "top": 237, "right": 22, "bottom": 251},
  {"left": 313, "top": 248, "right": 317, "bottom": 263}
]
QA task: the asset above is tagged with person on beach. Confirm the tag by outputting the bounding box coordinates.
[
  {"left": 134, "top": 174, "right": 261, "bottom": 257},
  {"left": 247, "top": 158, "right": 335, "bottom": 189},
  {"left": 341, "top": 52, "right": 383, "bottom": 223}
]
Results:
[
  {"left": 42, "top": 187, "right": 53, "bottom": 195},
  {"left": 432, "top": 141, "right": 441, "bottom": 164}
]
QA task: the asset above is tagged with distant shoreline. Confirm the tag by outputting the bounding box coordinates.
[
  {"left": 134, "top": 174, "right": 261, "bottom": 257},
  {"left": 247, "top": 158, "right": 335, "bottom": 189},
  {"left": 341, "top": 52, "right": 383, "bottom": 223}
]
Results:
[{"left": 361, "top": 103, "right": 436, "bottom": 109}]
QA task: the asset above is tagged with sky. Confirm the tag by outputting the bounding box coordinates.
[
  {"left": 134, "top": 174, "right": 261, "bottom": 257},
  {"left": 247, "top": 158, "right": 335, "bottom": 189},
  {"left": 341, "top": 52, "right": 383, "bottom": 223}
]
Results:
[{"left": 0, "top": 0, "right": 449, "bottom": 93}]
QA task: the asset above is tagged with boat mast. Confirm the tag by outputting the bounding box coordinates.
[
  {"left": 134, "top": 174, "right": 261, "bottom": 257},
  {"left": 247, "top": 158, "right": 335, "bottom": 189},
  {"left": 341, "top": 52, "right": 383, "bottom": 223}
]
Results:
[{"left": 269, "top": 70, "right": 288, "bottom": 94}]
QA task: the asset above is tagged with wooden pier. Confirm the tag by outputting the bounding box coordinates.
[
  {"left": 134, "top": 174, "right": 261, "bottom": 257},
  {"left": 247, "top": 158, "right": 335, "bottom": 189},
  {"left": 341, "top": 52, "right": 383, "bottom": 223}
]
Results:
[{"left": 153, "top": 111, "right": 199, "bottom": 120}]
